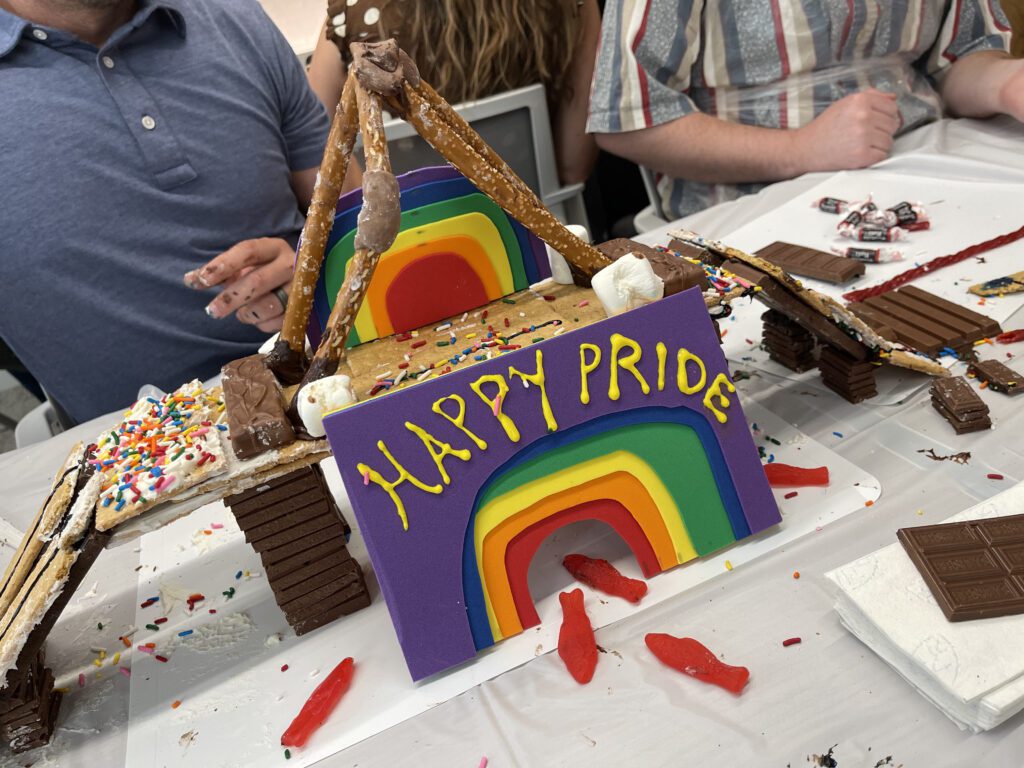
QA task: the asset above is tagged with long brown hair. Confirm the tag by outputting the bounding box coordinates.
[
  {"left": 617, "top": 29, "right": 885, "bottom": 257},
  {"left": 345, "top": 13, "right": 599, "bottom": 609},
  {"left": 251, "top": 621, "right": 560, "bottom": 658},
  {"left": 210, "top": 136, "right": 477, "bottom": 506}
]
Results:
[{"left": 406, "top": 0, "right": 582, "bottom": 104}]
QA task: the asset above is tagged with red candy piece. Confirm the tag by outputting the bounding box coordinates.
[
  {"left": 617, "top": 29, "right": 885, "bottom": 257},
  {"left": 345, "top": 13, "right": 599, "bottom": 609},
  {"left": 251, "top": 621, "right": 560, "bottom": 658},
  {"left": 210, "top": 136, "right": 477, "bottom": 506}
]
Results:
[
  {"left": 281, "top": 657, "right": 355, "bottom": 748},
  {"left": 557, "top": 589, "right": 598, "bottom": 684},
  {"left": 562, "top": 554, "right": 648, "bottom": 603},
  {"left": 996, "top": 330, "right": 1024, "bottom": 344},
  {"left": 763, "top": 463, "right": 830, "bottom": 487},
  {"left": 645, "top": 633, "right": 750, "bottom": 694}
]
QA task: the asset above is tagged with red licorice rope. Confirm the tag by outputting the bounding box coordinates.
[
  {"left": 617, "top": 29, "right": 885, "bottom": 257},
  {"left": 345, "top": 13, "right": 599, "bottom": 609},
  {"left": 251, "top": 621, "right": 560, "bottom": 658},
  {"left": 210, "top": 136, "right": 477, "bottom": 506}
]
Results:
[{"left": 842, "top": 224, "right": 1024, "bottom": 303}]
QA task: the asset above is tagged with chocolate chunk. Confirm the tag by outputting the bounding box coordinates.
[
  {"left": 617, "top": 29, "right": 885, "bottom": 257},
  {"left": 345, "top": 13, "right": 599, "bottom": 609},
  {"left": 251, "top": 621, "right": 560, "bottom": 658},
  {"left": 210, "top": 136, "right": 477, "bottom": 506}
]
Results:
[
  {"left": 818, "top": 345, "right": 878, "bottom": 402},
  {"left": 849, "top": 286, "right": 1002, "bottom": 357},
  {"left": 264, "top": 538, "right": 349, "bottom": 582},
  {"left": 290, "top": 592, "right": 373, "bottom": 636},
  {"left": 265, "top": 339, "right": 308, "bottom": 386},
  {"left": 968, "top": 360, "right": 1022, "bottom": 396},
  {"left": 930, "top": 376, "right": 991, "bottom": 434},
  {"left": 222, "top": 355, "right": 296, "bottom": 460},
  {"left": 755, "top": 241, "right": 865, "bottom": 284},
  {"left": 898, "top": 514, "right": 1024, "bottom": 621},
  {"left": 761, "top": 309, "right": 818, "bottom": 372},
  {"left": 596, "top": 238, "right": 709, "bottom": 295}
]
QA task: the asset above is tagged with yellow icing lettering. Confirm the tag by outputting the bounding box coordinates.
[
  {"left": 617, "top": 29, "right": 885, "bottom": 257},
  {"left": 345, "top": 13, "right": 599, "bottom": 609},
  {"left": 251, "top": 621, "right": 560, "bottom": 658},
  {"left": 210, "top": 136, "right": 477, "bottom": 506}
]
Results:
[
  {"left": 609, "top": 333, "right": 649, "bottom": 401},
  {"left": 579, "top": 343, "right": 602, "bottom": 405},
  {"left": 470, "top": 374, "right": 520, "bottom": 442},
  {"left": 431, "top": 394, "right": 487, "bottom": 450},
  {"left": 656, "top": 342, "right": 667, "bottom": 392},
  {"left": 508, "top": 349, "right": 558, "bottom": 433},
  {"left": 702, "top": 372, "right": 736, "bottom": 424},
  {"left": 404, "top": 422, "right": 471, "bottom": 485},
  {"left": 356, "top": 440, "right": 442, "bottom": 531},
  {"left": 676, "top": 348, "right": 707, "bottom": 395}
]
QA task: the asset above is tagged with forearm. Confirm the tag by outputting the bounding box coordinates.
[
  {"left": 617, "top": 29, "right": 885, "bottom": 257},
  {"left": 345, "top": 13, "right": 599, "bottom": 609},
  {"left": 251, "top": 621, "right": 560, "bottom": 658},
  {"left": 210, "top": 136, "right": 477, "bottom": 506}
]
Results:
[
  {"left": 939, "top": 50, "right": 1021, "bottom": 118},
  {"left": 594, "top": 112, "right": 806, "bottom": 185},
  {"left": 553, "top": 0, "right": 600, "bottom": 185},
  {"left": 307, "top": 23, "right": 346, "bottom": 111}
]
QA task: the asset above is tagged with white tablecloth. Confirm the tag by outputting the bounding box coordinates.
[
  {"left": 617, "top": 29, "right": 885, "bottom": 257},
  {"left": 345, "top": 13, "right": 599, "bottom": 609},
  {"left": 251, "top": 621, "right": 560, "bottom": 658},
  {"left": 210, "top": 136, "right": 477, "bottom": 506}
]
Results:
[{"left": 3, "top": 117, "right": 1024, "bottom": 767}]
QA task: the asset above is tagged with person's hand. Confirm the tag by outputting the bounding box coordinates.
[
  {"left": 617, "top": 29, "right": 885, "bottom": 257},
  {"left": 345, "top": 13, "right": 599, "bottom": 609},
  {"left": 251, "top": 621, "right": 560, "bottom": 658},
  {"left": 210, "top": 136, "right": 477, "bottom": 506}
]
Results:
[
  {"left": 184, "top": 238, "right": 294, "bottom": 333},
  {"left": 793, "top": 89, "right": 900, "bottom": 173}
]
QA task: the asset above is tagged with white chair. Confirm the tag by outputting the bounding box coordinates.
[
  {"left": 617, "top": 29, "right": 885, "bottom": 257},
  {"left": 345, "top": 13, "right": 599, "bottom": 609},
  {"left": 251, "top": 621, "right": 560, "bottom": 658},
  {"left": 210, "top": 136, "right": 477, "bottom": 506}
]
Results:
[
  {"left": 632, "top": 165, "right": 669, "bottom": 234},
  {"left": 357, "top": 84, "right": 590, "bottom": 231},
  {"left": 14, "top": 400, "right": 62, "bottom": 449}
]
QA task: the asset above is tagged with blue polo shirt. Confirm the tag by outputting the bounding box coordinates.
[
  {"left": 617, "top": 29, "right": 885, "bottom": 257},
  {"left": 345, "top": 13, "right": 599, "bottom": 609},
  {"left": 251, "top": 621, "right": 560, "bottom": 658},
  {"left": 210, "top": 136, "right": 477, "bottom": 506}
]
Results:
[{"left": 0, "top": 0, "right": 329, "bottom": 423}]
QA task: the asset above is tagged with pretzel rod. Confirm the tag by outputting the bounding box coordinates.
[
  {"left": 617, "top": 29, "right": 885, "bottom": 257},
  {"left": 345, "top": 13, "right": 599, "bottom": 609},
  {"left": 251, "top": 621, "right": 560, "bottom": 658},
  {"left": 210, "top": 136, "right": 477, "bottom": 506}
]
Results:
[
  {"left": 269, "top": 73, "right": 360, "bottom": 382},
  {"left": 399, "top": 81, "right": 611, "bottom": 280},
  {"left": 290, "top": 82, "right": 398, "bottom": 401}
]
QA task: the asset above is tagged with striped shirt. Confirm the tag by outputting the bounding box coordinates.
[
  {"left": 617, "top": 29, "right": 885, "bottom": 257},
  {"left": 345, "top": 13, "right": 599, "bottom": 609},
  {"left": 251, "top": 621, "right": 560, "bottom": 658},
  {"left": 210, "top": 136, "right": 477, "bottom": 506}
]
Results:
[{"left": 589, "top": 0, "right": 1011, "bottom": 219}]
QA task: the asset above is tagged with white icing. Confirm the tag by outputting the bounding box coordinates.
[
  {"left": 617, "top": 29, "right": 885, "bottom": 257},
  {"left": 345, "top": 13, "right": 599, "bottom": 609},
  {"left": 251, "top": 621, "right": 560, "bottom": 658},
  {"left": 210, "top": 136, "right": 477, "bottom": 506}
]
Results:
[
  {"left": 590, "top": 253, "right": 664, "bottom": 316},
  {"left": 296, "top": 375, "right": 358, "bottom": 438},
  {"left": 546, "top": 224, "right": 590, "bottom": 285}
]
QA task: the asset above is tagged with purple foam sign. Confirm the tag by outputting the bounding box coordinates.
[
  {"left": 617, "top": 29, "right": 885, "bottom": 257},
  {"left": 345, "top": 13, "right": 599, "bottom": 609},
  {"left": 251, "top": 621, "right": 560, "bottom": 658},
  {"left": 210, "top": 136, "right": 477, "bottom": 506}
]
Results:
[{"left": 324, "top": 289, "right": 780, "bottom": 680}]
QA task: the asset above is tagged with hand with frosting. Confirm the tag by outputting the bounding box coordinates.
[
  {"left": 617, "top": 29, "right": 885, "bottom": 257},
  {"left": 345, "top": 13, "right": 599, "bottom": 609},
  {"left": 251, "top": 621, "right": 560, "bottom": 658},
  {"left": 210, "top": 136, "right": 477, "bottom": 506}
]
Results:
[{"left": 184, "top": 238, "right": 294, "bottom": 333}]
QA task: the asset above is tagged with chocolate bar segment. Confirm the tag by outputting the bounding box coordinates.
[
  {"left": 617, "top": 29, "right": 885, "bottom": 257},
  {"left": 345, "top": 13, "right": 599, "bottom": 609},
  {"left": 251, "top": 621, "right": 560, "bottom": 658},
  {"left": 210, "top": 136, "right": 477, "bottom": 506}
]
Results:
[
  {"left": 0, "top": 650, "right": 61, "bottom": 754},
  {"left": 761, "top": 310, "right": 817, "bottom": 372},
  {"left": 596, "top": 239, "right": 709, "bottom": 295},
  {"left": 221, "top": 355, "right": 296, "bottom": 460},
  {"left": 968, "top": 359, "right": 1022, "bottom": 397},
  {"left": 818, "top": 345, "right": 878, "bottom": 403},
  {"left": 930, "top": 376, "right": 991, "bottom": 434},
  {"left": 898, "top": 513, "right": 1024, "bottom": 621},
  {"left": 849, "top": 286, "right": 1002, "bottom": 357},
  {"left": 755, "top": 241, "right": 865, "bottom": 285}
]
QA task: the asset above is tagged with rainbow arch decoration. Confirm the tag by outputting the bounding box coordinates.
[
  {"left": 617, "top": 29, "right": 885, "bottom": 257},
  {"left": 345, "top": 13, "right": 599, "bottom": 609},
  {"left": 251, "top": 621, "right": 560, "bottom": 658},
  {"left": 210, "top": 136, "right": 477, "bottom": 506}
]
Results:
[
  {"left": 309, "top": 166, "right": 550, "bottom": 349},
  {"left": 323, "top": 288, "right": 781, "bottom": 681}
]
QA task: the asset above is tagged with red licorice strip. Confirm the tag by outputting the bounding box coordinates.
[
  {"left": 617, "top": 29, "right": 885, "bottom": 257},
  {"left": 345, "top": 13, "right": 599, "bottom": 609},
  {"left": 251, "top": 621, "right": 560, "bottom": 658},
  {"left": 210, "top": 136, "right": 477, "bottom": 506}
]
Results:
[
  {"left": 645, "top": 633, "right": 750, "bottom": 694},
  {"left": 763, "top": 463, "right": 830, "bottom": 487},
  {"left": 843, "top": 224, "right": 1024, "bottom": 302},
  {"left": 557, "top": 589, "right": 597, "bottom": 684},
  {"left": 562, "top": 554, "right": 647, "bottom": 603},
  {"left": 281, "top": 657, "right": 355, "bottom": 748}
]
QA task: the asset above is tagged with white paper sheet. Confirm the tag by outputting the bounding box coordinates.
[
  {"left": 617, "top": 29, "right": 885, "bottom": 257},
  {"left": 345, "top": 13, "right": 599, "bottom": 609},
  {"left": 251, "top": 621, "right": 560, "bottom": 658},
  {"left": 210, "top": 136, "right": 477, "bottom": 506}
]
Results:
[{"left": 125, "top": 402, "right": 879, "bottom": 767}]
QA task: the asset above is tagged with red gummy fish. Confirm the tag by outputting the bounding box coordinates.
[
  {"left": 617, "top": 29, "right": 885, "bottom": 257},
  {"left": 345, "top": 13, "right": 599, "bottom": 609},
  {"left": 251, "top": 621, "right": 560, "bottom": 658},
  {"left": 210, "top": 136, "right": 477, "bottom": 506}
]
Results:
[
  {"left": 645, "top": 633, "right": 749, "bottom": 694},
  {"left": 557, "top": 589, "right": 598, "bottom": 684},
  {"left": 281, "top": 657, "right": 355, "bottom": 748},
  {"left": 563, "top": 554, "right": 648, "bottom": 603},
  {"left": 763, "top": 463, "right": 830, "bottom": 488}
]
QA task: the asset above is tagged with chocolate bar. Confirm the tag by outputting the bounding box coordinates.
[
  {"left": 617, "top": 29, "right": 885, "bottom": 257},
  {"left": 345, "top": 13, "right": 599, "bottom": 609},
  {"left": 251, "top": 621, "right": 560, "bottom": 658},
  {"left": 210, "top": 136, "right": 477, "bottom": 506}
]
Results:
[
  {"left": 223, "top": 465, "right": 370, "bottom": 636},
  {"left": 755, "top": 241, "right": 865, "bottom": 285},
  {"left": 849, "top": 286, "right": 1002, "bottom": 357},
  {"left": 0, "top": 650, "right": 61, "bottom": 754},
  {"left": 761, "top": 310, "right": 817, "bottom": 373},
  {"left": 221, "top": 355, "right": 296, "bottom": 460},
  {"left": 930, "top": 376, "right": 991, "bottom": 434},
  {"left": 968, "top": 359, "right": 1022, "bottom": 397},
  {"left": 818, "top": 345, "right": 878, "bottom": 403},
  {"left": 596, "top": 239, "right": 709, "bottom": 295},
  {"left": 898, "top": 514, "right": 1024, "bottom": 622}
]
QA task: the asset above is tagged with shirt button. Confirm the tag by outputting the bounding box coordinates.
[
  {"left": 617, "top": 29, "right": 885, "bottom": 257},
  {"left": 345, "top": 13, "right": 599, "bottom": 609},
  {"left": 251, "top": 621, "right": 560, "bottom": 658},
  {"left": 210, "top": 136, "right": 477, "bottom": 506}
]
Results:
[
  {"left": 32, "top": 28, "right": 48, "bottom": 41},
  {"left": 102, "top": 56, "right": 115, "bottom": 69},
  {"left": 141, "top": 115, "right": 156, "bottom": 130}
]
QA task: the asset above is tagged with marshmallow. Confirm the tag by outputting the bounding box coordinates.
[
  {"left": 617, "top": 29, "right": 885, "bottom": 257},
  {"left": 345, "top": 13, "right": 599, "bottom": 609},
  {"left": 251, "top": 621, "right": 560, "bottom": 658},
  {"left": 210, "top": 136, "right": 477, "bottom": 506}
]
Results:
[
  {"left": 296, "top": 375, "right": 358, "bottom": 438},
  {"left": 546, "top": 224, "right": 591, "bottom": 285},
  {"left": 590, "top": 253, "right": 664, "bottom": 316}
]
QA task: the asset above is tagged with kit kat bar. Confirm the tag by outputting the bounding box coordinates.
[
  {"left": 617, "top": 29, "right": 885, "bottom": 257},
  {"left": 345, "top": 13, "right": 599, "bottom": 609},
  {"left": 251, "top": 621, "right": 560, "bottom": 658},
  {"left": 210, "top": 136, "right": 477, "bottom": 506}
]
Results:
[{"left": 755, "top": 241, "right": 865, "bottom": 285}]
